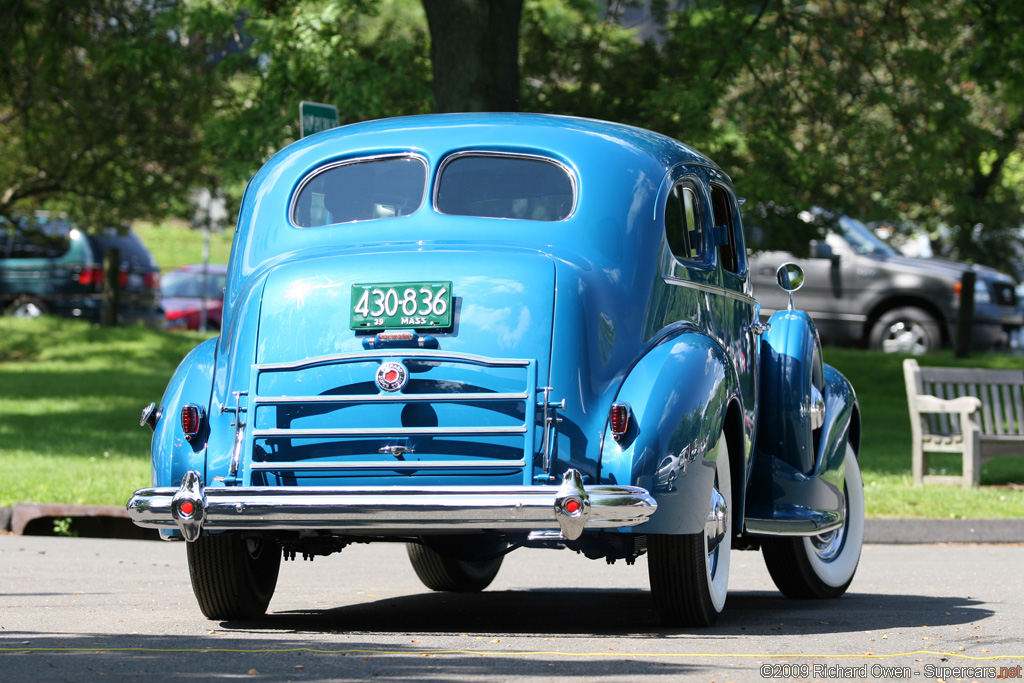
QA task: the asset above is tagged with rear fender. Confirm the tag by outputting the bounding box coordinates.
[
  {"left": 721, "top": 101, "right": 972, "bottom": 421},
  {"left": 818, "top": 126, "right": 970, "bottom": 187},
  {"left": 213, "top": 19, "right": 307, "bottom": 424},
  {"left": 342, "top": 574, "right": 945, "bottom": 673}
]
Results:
[
  {"left": 599, "top": 329, "right": 736, "bottom": 535},
  {"left": 150, "top": 338, "right": 217, "bottom": 488}
]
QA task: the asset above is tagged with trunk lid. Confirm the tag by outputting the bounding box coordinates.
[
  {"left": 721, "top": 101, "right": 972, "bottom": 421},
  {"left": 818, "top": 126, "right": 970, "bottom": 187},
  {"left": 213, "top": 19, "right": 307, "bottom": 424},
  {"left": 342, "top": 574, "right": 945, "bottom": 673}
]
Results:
[{"left": 242, "top": 247, "right": 556, "bottom": 487}]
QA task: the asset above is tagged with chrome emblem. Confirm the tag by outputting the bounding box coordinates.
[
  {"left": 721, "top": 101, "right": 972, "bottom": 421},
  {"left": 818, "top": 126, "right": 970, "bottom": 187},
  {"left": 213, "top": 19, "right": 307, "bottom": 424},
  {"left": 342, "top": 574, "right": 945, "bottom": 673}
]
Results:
[{"left": 376, "top": 361, "right": 408, "bottom": 392}]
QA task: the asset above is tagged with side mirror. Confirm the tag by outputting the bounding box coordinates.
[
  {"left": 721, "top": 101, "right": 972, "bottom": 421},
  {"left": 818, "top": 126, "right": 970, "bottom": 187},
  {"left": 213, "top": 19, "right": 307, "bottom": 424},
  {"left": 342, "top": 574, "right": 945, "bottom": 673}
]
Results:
[{"left": 776, "top": 262, "right": 805, "bottom": 310}]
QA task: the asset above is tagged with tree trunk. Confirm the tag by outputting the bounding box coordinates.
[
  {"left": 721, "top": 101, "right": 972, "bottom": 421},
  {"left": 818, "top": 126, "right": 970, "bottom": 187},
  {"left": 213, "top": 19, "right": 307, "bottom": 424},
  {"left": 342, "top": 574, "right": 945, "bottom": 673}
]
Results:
[
  {"left": 422, "top": 0, "right": 523, "bottom": 113},
  {"left": 100, "top": 247, "right": 120, "bottom": 327}
]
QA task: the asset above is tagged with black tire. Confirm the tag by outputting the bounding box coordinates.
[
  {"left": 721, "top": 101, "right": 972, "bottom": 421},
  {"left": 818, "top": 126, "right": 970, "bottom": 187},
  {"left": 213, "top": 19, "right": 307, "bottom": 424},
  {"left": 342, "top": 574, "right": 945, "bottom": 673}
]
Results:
[
  {"left": 6, "top": 296, "right": 48, "bottom": 318},
  {"left": 406, "top": 542, "right": 504, "bottom": 592},
  {"left": 761, "top": 447, "right": 864, "bottom": 599},
  {"left": 868, "top": 306, "right": 941, "bottom": 354},
  {"left": 647, "top": 431, "right": 732, "bottom": 627},
  {"left": 186, "top": 534, "right": 281, "bottom": 620}
]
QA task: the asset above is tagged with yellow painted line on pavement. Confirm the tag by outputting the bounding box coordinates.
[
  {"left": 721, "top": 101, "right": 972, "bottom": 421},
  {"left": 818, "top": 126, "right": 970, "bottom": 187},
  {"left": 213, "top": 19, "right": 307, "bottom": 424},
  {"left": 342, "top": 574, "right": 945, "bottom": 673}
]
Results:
[{"left": 0, "top": 647, "right": 1020, "bottom": 661}]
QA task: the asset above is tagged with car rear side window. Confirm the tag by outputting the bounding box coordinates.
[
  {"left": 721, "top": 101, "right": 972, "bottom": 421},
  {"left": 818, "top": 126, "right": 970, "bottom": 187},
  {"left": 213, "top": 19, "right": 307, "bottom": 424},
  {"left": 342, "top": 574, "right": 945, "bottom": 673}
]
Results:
[
  {"left": 435, "top": 154, "right": 574, "bottom": 221},
  {"left": 711, "top": 183, "right": 741, "bottom": 274},
  {"left": 664, "top": 182, "right": 703, "bottom": 261},
  {"left": 293, "top": 155, "right": 427, "bottom": 227}
]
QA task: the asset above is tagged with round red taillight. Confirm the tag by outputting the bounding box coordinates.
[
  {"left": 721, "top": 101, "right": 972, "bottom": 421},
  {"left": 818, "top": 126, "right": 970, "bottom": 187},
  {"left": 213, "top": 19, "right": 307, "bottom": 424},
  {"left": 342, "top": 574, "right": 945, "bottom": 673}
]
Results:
[
  {"left": 565, "top": 499, "right": 580, "bottom": 514},
  {"left": 179, "top": 501, "right": 194, "bottom": 516}
]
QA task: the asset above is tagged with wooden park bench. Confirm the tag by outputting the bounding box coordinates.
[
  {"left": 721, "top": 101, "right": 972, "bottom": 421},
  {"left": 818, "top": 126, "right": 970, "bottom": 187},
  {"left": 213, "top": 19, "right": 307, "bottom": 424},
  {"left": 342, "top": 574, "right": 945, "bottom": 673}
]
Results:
[{"left": 903, "top": 359, "right": 1024, "bottom": 487}]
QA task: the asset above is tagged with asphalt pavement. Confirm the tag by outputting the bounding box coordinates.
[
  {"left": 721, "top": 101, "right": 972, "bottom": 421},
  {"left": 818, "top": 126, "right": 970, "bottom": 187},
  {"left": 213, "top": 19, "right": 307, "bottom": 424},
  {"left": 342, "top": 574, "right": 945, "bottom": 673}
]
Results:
[{"left": 2, "top": 536, "right": 1022, "bottom": 682}]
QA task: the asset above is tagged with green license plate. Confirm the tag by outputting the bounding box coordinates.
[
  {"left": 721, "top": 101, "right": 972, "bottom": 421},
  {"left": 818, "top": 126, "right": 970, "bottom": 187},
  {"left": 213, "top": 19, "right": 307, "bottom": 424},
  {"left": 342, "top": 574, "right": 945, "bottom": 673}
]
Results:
[{"left": 350, "top": 281, "right": 453, "bottom": 330}]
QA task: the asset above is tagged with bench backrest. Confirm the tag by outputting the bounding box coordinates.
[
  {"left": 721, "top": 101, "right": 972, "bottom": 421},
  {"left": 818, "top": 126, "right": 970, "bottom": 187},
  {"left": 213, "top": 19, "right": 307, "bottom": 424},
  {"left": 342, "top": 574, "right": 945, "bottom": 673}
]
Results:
[{"left": 906, "top": 360, "right": 1024, "bottom": 438}]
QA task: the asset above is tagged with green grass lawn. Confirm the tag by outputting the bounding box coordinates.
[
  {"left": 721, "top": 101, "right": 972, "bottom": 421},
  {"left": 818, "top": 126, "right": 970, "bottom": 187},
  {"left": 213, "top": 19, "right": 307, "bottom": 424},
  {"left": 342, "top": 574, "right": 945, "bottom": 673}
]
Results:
[
  {"left": 133, "top": 219, "right": 234, "bottom": 272},
  {"left": 1, "top": 316, "right": 1022, "bottom": 517},
  {"left": 823, "top": 347, "right": 1024, "bottom": 518},
  {"left": 0, "top": 318, "right": 209, "bottom": 506}
]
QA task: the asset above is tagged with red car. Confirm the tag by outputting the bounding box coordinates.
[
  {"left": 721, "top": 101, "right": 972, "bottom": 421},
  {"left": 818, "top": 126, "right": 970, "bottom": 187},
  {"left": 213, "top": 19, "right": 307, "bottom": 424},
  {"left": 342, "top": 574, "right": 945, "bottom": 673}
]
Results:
[{"left": 160, "top": 264, "right": 227, "bottom": 331}]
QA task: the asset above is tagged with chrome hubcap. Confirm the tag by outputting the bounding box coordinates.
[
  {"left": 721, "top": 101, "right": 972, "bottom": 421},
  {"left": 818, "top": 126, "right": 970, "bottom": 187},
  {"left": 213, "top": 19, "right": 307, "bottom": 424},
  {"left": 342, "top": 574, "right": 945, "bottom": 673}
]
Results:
[
  {"left": 12, "top": 302, "right": 43, "bottom": 318},
  {"left": 881, "top": 321, "right": 928, "bottom": 354},
  {"left": 810, "top": 525, "right": 845, "bottom": 561}
]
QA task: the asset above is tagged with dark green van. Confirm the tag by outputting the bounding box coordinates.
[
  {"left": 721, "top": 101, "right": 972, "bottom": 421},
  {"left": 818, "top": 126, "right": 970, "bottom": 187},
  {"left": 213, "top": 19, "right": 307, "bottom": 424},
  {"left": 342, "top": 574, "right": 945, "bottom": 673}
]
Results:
[{"left": 1, "top": 214, "right": 164, "bottom": 327}]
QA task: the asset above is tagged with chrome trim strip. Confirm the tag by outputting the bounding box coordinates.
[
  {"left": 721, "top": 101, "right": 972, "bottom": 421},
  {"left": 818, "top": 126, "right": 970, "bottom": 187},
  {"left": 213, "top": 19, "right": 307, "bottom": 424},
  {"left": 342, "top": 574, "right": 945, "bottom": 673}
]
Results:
[
  {"left": 256, "top": 350, "right": 532, "bottom": 373},
  {"left": 758, "top": 308, "right": 867, "bottom": 323},
  {"left": 252, "top": 392, "right": 529, "bottom": 405},
  {"left": 663, "top": 276, "right": 757, "bottom": 305},
  {"left": 252, "top": 425, "right": 528, "bottom": 438},
  {"left": 126, "top": 472, "right": 657, "bottom": 538},
  {"left": 250, "top": 460, "right": 527, "bottom": 470},
  {"left": 744, "top": 514, "right": 843, "bottom": 537}
]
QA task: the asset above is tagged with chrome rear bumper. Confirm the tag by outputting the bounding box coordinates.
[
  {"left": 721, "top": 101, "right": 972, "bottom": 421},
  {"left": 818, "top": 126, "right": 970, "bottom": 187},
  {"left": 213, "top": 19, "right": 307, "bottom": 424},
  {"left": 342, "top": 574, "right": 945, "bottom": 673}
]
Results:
[{"left": 126, "top": 469, "right": 657, "bottom": 542}]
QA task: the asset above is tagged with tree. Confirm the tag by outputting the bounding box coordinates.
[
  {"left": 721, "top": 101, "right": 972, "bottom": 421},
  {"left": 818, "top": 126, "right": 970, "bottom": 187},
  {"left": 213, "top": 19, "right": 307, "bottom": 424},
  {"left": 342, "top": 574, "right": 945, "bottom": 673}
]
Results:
[
  {"left": 0, "top": 0, "right": 220, "bottom": 231},
  {"left": 422, "top": 0, "right": 523, "bottom": 112},
  {"left": 709, "top": 0, "right": 1024, "bottom": 266},
  {"left": 191, "top": 0, "right": 434, "bottom": 190},
  {"left": 521, "top": 1, "right": 1024, "bottom": 265}
]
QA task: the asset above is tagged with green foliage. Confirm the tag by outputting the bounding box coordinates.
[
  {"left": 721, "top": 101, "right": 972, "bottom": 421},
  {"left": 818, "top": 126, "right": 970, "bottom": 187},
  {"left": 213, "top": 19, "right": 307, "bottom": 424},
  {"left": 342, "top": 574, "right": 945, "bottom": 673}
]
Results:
[
  {"left": 7, "top": 0, "right": 1020, "bottom": 263},
  {"left": 52, "top": 517, "right": 78, "bottom": 537},
  {"left": 189, "top": 0, "right": 433, "bottom": 190},
  {"left": 520, "top": 0, "right": 1024, "bottom": 264},
  {"left": 519, "top": 0, "right": 829, "bottom": 252},
  {"left": 0, "top": 0, "right": 220, "bottom": 230},
  {"left": 719, "top": 1, "right": 1024, "bottom": 267}
]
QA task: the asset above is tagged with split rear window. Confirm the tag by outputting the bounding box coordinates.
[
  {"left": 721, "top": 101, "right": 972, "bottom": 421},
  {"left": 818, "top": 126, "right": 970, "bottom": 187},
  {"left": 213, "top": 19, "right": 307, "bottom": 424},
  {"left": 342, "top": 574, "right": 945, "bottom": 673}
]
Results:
[
  {"left": 292, "top": 152, "right": 575, "bottom": 227},
  {"left": 292, "top": 156, "right": 427, "bottom": 228},
  {"left": 436, "top": 154, "right": 574, "bottom": 221}
]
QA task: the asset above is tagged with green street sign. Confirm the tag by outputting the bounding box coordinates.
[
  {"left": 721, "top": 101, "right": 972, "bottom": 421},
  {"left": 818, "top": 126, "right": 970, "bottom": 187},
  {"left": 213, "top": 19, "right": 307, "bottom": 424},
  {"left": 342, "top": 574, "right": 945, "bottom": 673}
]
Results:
[{"left": 299, "top": 101, "right": 340, "bottom": 137}]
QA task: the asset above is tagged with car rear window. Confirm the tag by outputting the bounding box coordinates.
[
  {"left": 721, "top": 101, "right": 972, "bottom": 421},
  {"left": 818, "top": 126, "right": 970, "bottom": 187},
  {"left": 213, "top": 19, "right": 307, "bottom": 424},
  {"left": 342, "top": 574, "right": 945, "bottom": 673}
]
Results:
[
  {"left": 292, "top": 155, "right": 427, "bottom": 228},
  {"left": 1, "top": 217, "right": 72, "bottom": 259},
  {"left": 435, "top": 154, "right": 575, "bottom": 221}
]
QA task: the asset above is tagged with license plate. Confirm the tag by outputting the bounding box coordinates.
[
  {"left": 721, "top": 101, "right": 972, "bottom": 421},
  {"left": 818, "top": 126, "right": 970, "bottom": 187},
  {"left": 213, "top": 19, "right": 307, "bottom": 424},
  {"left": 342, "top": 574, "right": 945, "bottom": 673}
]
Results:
[{"left": 350, "top": 281, "right": 453, "bottom": 330}]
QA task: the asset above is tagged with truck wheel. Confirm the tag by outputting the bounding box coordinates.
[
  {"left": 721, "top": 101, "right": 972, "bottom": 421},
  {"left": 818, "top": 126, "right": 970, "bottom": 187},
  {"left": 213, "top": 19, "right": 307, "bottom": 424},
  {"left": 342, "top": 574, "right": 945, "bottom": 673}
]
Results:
[
  {"left": 647, "top": 431, "right": 732, "bottom": 626},
  {"left": 869, "top": 307, "right": 940, "bottom": 354},
  {"left": 6, "top": 296, "right": 48, "bottom": 318},
  {"left": 406, "top": 543, "right": 504, "bottom": 592},
  {"left": 187, "top": 534, "right": 281, "bottom": 620},
  {"left": 761, "top": 446, "right": 864, "bottom": 599}
]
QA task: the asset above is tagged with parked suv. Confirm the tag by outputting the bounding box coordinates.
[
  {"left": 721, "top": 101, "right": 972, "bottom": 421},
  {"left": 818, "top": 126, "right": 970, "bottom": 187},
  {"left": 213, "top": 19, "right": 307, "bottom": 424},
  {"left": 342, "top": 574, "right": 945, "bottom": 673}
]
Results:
[
  {"left": 748, "top": 215, "right": 1022, "bottom": 353},
  {"left": 0, "top": 214, "right": 164, "bottom": 327}
]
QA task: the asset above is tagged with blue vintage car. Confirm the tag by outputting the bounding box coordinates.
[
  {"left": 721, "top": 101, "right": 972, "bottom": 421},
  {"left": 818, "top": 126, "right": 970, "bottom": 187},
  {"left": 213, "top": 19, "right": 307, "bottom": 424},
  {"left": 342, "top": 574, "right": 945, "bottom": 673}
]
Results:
[{"left": 128, "top": 113, "right": 863, "bottom": 627}]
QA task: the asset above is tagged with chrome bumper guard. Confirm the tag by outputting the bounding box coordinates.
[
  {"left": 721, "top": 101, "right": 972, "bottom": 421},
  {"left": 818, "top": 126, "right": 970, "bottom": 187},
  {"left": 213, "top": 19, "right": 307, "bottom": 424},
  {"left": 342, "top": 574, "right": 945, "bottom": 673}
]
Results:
[{"left": 126, "top": 469, "right": 657, "bottom": 542}]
